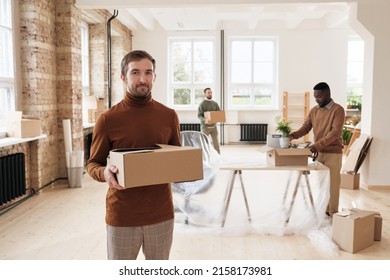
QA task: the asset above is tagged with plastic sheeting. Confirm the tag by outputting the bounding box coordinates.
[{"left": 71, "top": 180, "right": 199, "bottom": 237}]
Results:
[
  {"left": 172, "top": 135, "right": 339, "bottom": 255},
  {"left": 172, "top": 131, "right": 221, "bottom": 196},
  {"left": 172, "top": 133, "right": 328, "bottom": 232}
]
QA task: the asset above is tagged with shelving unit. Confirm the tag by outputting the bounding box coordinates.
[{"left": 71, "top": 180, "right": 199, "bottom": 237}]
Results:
[{"left": 282, "top": 91, "right": 310, "bottom": 142}]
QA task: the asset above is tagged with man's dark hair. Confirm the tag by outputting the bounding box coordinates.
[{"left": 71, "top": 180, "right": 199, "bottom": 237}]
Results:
[
  {"left": 313, "top": 82, "right": 330, "bottom": 92},
  {"left": 121, "top": 50, "right": 156, "bottom": 76},
  {"left": 204, "top": 87, "right": 211, "bottom": 94}
]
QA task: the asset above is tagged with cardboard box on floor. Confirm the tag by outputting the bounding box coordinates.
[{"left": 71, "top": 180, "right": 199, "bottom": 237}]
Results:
[
  {"left": 340, "top": 172, "right": 360, "bottom": 189},
  {"left": 108, "top": 144, "right": 203, "bottom": 188},
  {"left": 374, "top": 212, "right": 383, "bottom": 241},
  {"left": 204, "top": 111, "right": 226, "bottom": 123},
  {"left": 266, "top": 148, "right": 312, "bottom": 166},
  {"left": 332, "top": 208, "right": 376, "bottom": 253},
  {"left": 6, "top": 111, "right": 42, "bottom": 138}
]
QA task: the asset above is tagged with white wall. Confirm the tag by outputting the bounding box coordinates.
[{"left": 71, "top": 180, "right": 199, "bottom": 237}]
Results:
[
  {"left": 132, "top": 0, "right": 390, "bottom": 188},
  {"left": 350, "top": 0, "right": 390, "bottom": 188},
  {"left": 133, "top": 26, "right": 351, "bottom": 138}
]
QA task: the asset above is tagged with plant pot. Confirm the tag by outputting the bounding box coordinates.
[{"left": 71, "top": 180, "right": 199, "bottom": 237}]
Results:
[{"left": 279, "top": 137, "right": 290, "bottom": 149}]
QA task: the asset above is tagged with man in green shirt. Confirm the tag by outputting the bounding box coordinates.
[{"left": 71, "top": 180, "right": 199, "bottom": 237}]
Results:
[{"left": 198, "top": 88, "right": 221, "bottom": 153}]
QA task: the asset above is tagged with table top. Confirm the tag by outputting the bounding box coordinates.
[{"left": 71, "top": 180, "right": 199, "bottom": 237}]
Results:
[{"left": 219, "top": 160, "right": 328, "bottom": 171}]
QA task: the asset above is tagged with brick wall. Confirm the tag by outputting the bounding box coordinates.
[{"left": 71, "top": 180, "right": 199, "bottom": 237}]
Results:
[
  {"left": 90, "top": 10, "right": 132, "bottom": 106},
  {"left": 0, "top": 0, "right": 132, "bottom": 207},
  {"left": 19, "top": 0, "right": 58, "bottom": 188}
]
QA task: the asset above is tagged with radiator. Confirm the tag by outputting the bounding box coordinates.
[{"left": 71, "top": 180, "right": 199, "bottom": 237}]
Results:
[
  {"left": 180, "top": 123, "right": 201, "bottom": 132},
  {"left": 0, "top": 153, "right": 26, "bottom": 206},
  {"left": 239, "top": 123, "right": 268, "bottom": 142}
]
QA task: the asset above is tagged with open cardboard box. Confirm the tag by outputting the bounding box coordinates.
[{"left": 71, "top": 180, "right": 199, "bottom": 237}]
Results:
[
  {"left": 6, "top": 111, "right": 42, "bottom": 138},
  {"left": 340, "top": 172, "right": 360, "bottom": 189},
  {"left": 204, "top": 111, "right": 226, "bottom": 123},
  {"left": 108, "top": 144, "right": 203, "bottom": 188},
  {"left": 266, "top": 148, "right": 312, "bottom": 166}
]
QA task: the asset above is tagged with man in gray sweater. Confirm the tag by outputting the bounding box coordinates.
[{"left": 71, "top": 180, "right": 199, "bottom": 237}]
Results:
[{"left": 198, "top": 87, "right": 221, "bottom": 153}]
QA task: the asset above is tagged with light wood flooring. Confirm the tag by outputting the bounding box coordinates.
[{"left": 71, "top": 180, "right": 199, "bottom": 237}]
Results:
[{"left": 0, "top": 145, "right": 389, "bottom": 260}]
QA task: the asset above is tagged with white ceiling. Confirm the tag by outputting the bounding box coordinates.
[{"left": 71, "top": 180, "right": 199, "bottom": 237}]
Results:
[{"left": 75, "top": 0, "right": 351, "bottom": 31}]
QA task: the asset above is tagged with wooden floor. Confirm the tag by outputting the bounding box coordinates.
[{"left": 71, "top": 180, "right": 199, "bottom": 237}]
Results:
[{"left": 0, "top": 145, "right": 389, "bottom": 260}]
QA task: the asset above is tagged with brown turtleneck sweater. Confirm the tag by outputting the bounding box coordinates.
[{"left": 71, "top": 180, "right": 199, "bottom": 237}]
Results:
[{"left": 86, "top": 93, "right": 181, "bottom": 227}]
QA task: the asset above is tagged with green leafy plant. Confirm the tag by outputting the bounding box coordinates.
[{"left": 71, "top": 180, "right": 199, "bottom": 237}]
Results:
[
  {"left": 342, "top": 128, "right": 353, "bottom": 145},
  {"left": 276, "top": 119, "right": 292, "bottom": 137}
]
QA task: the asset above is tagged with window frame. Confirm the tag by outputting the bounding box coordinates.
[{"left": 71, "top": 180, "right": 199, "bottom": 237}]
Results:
[
  {"left": 346, "top": 36, "right": 364, "bottom": 108},
  {"left": 227, "top": 36, "right": 278, "bottom": 110},
  {"left": 0, "top": 0, "right": 17, "bottom": 133},
  {"left": 168, "top": 36, "right": 216, "bottom": 110}
]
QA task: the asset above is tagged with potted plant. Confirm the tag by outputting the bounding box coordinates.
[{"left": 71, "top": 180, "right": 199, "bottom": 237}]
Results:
[{"left": 275, "top": 119, "right": 292, "bottom": 148}]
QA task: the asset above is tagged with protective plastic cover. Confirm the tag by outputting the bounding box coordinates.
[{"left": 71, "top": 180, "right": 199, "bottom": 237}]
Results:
[{"left": 172, "top": 133, "right": 337, "bottom": 255}]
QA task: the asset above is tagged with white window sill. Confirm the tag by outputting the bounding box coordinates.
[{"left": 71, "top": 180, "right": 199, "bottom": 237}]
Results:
[
  {"left": 83, "top": 123, "right": 94, "bottom": 129},
  {"left": 0, "top": 134, "right": 47, "bottom": 148}
]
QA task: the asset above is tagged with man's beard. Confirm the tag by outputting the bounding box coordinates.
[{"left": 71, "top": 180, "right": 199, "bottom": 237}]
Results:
[{"left": 130, "top": 85, "right": 151, "bottom": 99}]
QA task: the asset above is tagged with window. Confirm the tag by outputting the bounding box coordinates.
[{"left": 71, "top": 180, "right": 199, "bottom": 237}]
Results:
[
  {"left": 81, "top": 22, "right": 90, "bottom": 96},
  {"left": 0, "top": 0, "right": 15, "bottom": 132},
  {"left": 229, "top": 37, "right": 278, "bottom": 109},
  {"left": 168, "top": 38, "right": 215, "bottom": 108},
  {"left": 346, "top": 37, "right": 364, "bottom": 110}
]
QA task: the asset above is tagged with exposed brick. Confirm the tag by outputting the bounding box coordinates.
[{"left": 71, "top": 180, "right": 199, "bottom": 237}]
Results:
[{"left": 0, "top": 0, "right": 132, "bottom": 207}]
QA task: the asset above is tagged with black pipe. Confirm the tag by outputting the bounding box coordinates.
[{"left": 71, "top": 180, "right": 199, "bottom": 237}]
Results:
[
  {"left": 220, "top": 29, "right": 225, "bottom": 145},
  {"left": 107, "top": 10, "right": 118, "bottom": 109},
  {"left": 0, "top": 177, "right": 68, "bottom": 216}
]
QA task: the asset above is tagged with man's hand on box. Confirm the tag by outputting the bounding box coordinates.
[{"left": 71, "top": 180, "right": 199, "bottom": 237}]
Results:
[{"left": 104, "top": 165, "right": 125, "bottom": 190}]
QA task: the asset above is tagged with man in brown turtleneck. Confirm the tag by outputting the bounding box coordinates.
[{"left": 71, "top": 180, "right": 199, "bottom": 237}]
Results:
[{"left": 86, "top": 50, "right": 181, "bottom": 260}]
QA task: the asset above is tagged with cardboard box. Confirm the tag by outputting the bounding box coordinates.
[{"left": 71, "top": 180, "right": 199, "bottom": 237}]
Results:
[
  {"left": 108, "top": 144, "right": 203, "bottom": 188},
  {"left": 266, "top": 148, "right": 312, "bottom": 166},
  {"left": 340, "top": 172, "right": 360, "bottom": 189},
  {"left": 332, "top": 209, "right": 375, "bottom": 253},
  {"left": 204, "top": 111, "right": 226, "bottom": 123},
  {"left": 94, "top": 110, "right": 103, "bottom": 122},
  {"left": 84, "top": 96, "right": 105, "bottom": 122},
  {"left": 84, "top": 95, "right": 105, "bottom": 110},
  {"left": 87, "top": 109, "right": 104, "bottom": 123},
  {"left": 96, "top": 99, "right": 105, "bottom": 111},
  {"left": 374, "top": 213, "right": 382, "bottom": 241},
  {"left": 6, "top": 111, "right": 42, "bottom": 138}
]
